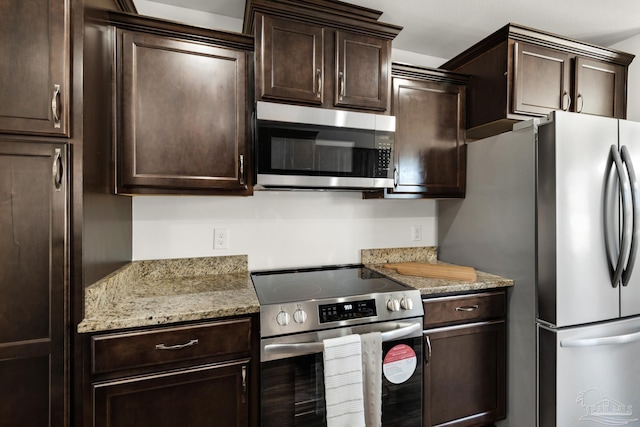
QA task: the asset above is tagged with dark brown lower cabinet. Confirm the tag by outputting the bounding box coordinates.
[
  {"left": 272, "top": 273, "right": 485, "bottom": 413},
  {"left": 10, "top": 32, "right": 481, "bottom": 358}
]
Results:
[
  {"left": 93, "top": 361, "right": 249, "bottom": 427},
  {"left": 86, "top": 316, "right": 258, "bottom": 427},
  {"left": 0, "top": 140, "right": 67, "bottom": 427},
  {"left": 423, "top": 291, "right": 506, "bottom": 427}
]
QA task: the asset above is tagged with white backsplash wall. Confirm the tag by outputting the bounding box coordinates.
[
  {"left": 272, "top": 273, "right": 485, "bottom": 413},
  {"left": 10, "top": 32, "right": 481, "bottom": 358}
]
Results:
[{"left": 133, "top": 191, "right": 436, "bottom": 270}]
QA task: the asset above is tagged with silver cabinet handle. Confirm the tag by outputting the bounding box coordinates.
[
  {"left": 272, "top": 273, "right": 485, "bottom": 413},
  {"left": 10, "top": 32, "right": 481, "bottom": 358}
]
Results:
[
  {"left": 338, "top": 71, "right": 344, "bottom": 100},
  {"left": 424, "top": 335, "right": 432, "bottom": 366},
  {"left": 51, "top": 84, "right": 61, "bottom": 128},
  {"left": 576, "top": 93, "right": 584, "bottom": 113},
  {"left": 316, "top": 68, "right": 322, "bottom": 98},
  {"left": 455, "top": 304, "right": 479, "bottom": 312},
  {"left": 561, "top": 330, "right": 640, "bottom": 348},
  {"left": 239, "top": 154, "right": 245, "bottom": 185},
  {"left": 155, "top": 339, "right": 199, "bottom": 350},
  {"left": 621, "top": 145, "right": 640, "bottom": 286},
  {"left": 241, "top": 365, "right": 247, "bottom": 403},
  {"left": 562, "top": 91, "right": 571, "bottom": 111},
  {"left": 52, "top": 148, "right": 63, "bottom": 191}
]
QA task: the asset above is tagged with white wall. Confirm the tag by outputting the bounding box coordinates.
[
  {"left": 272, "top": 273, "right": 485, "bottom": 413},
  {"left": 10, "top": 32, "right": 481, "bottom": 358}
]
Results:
[
  {"left": 134, "top": 0, "right": 243, "bottom": 32},
  {"left": 612, "top": 34, "right": 640, "bottom": 121},
  {"left": 133, "top": 192, "right": 437, "bottom": 270}
]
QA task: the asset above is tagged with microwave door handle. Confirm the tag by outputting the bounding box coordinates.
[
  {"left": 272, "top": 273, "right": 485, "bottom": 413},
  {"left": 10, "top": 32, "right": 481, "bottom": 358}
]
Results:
[
  {"left": 561, "top": 330, "right": 640, "bottom": 348},
  {"left": 621, "top": 145, "right": 640, "bottom": 286},
  {"left": 263, "top": 322, "right": 421, "bottom": 356}
]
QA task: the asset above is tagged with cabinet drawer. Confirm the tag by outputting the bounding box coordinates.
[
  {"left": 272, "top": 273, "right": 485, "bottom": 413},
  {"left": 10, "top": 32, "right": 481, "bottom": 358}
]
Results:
[
  {"left": 91, "top": 318, "right": 252, "bottom": 374},
  {"left": 423, "top": 291, "right": 506, "bottom": 328}
]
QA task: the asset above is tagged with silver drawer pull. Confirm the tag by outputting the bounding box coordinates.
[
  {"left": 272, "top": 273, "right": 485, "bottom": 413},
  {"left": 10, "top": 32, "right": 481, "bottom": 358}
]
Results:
[
  {"left": 455, "top": 305, "right": 479, "bottom": 312},
  {"left": 155, "top": 339, "right": 199, "bottom": 350}
]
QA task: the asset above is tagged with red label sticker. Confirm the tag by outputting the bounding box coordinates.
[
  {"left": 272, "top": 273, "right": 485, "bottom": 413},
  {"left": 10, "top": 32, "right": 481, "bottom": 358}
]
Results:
[{"left": 383, "top": 344, "right": 417, "bottom": 384}]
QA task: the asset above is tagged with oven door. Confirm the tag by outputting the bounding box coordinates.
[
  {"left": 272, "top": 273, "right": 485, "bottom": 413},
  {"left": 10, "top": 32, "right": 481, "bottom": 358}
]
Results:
[{"left": 260, "top": 318, "right": 423, "bottom": 427}]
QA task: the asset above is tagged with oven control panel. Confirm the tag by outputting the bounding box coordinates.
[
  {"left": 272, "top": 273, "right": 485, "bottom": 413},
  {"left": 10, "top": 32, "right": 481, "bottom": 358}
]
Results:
[
  {"left": 319, "top": 299, "right": 377, "bottom": 323},
  {"left": 259, "top": 291, "right": 423, "bottom": 338}
]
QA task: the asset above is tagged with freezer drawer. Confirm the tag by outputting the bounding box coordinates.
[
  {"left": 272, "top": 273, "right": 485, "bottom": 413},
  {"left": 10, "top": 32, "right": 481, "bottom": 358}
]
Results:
[{"left": 538, "top": 318, "right": 640, "bottom": 426}]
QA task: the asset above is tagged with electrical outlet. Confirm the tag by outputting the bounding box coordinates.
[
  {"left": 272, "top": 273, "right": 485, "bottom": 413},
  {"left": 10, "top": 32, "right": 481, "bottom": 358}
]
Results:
[
  {"left": 214, "top": 228, "right": 229, "bottom": 249},
  {"left": 411, "top": 225, "right": 422, "bottom": 242}
]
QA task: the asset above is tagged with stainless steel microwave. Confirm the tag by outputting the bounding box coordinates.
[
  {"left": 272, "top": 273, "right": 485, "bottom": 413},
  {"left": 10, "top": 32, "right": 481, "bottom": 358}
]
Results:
[{"left": 254, "top": 101, "right": 395, "bottom": 190}]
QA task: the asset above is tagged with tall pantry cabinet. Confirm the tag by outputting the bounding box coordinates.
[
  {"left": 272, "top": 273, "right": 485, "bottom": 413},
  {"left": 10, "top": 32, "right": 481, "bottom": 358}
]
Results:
[
  {"left": 0, "top": 1, "right": 72, "bottom": 426},
  {"left": 1, "top": 1, "right": 134, "bottom": 426}
]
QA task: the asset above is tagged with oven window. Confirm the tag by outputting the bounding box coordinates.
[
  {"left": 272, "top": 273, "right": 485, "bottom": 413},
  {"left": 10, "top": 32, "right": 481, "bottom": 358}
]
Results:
[
  {"left": 260, "top": 337, "right": 422, "bottom": 427},
  {"left": 262, "top": 353, "right": 327, "bottom": 427}
]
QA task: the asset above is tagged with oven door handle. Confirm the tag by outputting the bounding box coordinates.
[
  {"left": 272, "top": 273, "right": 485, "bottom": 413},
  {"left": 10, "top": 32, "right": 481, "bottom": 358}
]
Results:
[{"left": 264, "top": 322, "right": 421, "bottom": 355}]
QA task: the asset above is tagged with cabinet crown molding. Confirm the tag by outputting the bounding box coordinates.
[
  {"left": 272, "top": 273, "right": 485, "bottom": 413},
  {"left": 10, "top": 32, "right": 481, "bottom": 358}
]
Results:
[
  {"left": 442, "top": 22, "right": 635, "bottom": 69},
  {"left": 103, "top": 10, "right": 254, "bottom": 51},
  {"left": 243, "top": 0, "right": 402, "bottom": 39}
]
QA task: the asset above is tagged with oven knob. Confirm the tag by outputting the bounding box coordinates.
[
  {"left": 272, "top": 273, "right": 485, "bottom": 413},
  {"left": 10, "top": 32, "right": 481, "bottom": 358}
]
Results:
[
  {"left": 387, "top": 299, "right": 401, "bottom": 312},
  {"left": 276, "top": 310, "right": 290, "bottom": 326},
  {"left": 400, "top": 297, "right": 414, "bottom": 310},
  {"left": 293, "top": 309, "right": 307, "bottom": 324}
]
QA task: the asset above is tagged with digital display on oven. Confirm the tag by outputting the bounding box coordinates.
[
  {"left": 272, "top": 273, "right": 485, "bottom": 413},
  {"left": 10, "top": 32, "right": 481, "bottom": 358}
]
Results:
[{"left": 319, "top": 299, "right": 377, "bottom": 323}]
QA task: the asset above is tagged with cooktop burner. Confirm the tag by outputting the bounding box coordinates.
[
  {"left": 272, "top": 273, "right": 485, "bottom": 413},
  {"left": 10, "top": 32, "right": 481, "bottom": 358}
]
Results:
[
  {"left": 251, "top": 264, "right": 408, "bottom": 305},
  {"left": 251, "top": 264, "right": 424, "bottom": 338}
]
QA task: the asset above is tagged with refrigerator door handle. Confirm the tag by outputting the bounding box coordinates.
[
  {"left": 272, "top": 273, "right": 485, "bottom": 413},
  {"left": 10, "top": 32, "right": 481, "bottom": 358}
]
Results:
[
  {"left": 620, "top": 145, "right": 639, "bottom": 287},
  {"left": 607, "top": 145, "right": 633, "bottom": 288},
  {"left": 560, "top": 329, "right": 640, "bottom": 347}
]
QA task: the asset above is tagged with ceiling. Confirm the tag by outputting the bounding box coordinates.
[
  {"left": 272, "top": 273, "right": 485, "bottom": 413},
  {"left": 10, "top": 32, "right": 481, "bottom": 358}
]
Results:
[{"left": 143, "top": 0, "right": 640, "bottom": 61}]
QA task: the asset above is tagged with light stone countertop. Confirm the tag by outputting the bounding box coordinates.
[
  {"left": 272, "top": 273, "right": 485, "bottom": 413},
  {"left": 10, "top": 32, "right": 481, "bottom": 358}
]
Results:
[
  {"left": 77, "top": 255, "right": 259, "bottom": 333},
  {"left": 78, "top": 248, "right": 514, "bottom": 334},
  {"left": 362, "top": 247, "right": 514, "bottom": 295}
]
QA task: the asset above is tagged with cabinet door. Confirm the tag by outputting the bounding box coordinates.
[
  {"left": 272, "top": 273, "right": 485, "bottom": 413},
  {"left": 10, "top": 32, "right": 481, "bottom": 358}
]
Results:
[
  {"left": 93, "top": 361, "right": 250, "bottom": 427},
  {"left": 512, "top": 42, "right": 571, "bottom": 116},
  {"left": 574, "top": 57, "right": 626, "bottom": 118},
  {"left": 335, "top": 31, "right": 389, "bottom": 111},
  {"left": 0, "top": 0, "right": 69, "bottom": 136},
  {"left": 257, "top": 14, "right": 324, "bottom": 105},
  {"left": 0, "top": 141, "right": 66, "bottom": 426},
  {"left": 389, "top": 77, "right": 466, "bottom": 197},
  {"left": 118, "top": 30, "right": 249, "bottom": 193},
  {"left": 424, "top": 321, "right": 506, "bottom": 427}
]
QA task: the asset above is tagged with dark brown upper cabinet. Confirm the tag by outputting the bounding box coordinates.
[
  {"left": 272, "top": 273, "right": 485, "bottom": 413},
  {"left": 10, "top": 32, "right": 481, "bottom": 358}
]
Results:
[
  {"left": 258, "top": 15, "right": 324, "bottom": 105},
  {"left": 111, "top": 14, "right": 254, "bottom": 195},
  {"left": 245, "top": 0, "right": 401, "bottom": 113},
  {"left": 574, "top": 56, "right": 626, "bottom": 118},
  {"left": 335, "top": 30, "right": 390, "bottom": 111},
  {"left": 0, "top": 0, "right": 70, "bottom": 136},
  {"left": 365, "top": 64, "right": 469, "bottom": 199},
  {"left": 512, "top": 43, "right": 572, "bottom": 116},
  {"left": 441, "top": 23, "right": 635, "bottom": 140}
]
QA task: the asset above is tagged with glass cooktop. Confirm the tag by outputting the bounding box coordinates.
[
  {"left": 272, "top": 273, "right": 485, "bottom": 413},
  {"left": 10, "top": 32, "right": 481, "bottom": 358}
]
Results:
[{"left": 251, "top": 264, "right": 411, "bottom": 305}]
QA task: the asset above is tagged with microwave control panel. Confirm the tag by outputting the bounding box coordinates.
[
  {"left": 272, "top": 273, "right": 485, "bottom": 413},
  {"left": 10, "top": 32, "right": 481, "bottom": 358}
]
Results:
[{"left": 375, "top": 133, "right": 393, "bottom": 177}]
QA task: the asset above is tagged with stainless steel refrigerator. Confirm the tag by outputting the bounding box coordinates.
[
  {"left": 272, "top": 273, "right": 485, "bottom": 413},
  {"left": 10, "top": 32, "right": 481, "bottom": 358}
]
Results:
[{"left": 438, "top": 111, "right": 640, "bottom": 426}]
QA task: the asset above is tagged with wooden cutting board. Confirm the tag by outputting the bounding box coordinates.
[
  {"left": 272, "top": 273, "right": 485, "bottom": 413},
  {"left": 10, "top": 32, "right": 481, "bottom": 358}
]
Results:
[{"left": 383, "top": 262, "right": 477, "bottom": 282}]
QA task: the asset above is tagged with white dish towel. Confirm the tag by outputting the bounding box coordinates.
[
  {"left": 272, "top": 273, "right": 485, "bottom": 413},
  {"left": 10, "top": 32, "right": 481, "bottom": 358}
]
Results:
[
  {"left": 323, "top": 334, "right": 366, "bottom": 427},
  {"left": 361, "top": 332, "right": 383, "bottom": 427}
]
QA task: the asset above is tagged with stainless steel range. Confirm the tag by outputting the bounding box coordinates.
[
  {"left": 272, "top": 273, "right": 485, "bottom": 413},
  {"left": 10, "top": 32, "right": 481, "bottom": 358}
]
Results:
[{"left": 251, "top": 264, "right": 424, "bottom": 427}]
